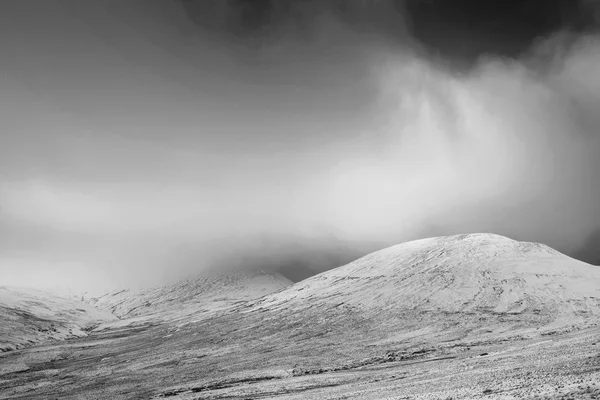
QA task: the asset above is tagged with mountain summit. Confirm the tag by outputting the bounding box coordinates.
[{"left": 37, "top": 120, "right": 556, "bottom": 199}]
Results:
[{"left": 251, "top": 234, "right": 600, "bottom": 341}]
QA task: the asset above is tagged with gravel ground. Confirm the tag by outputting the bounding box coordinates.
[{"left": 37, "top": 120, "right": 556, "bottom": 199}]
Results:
[{"left": 0, "top": 312, "right": 598, "bottom": 400}]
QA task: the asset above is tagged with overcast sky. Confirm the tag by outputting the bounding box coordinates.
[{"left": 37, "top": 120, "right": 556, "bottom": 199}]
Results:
[{"left": 1, "top": 0, "right": 599, "bottom": 295}]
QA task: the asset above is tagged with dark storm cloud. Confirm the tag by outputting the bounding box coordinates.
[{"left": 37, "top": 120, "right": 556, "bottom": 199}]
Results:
[
  {"left": 178, "top": 0, "right": 407, "bottom": 41},
  {"left": 1, "top": 0, "right": 599, "bottom": 294},
  {"left": 172, "top": 0, "right": 600, "bottom": 266},
  {"left": 178, "top": 0, "right": 600, "bottom": 68},
  {"left": 405, "top": 0, "right": 600, "bottom": 69}
]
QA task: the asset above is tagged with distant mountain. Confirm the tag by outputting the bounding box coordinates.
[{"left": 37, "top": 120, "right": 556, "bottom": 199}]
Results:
[
  {"left": 250, "top": 234, "right": 600, "bottom": 342},
  {"left": 0, "top": 286, "right": 116, "bottom": 352},
  {"left": 86, "top": 269, "right": 291, "bottom": 322}
]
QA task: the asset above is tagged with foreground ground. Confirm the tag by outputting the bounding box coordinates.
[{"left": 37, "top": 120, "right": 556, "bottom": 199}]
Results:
[
  {"left": 2, "top": 235, "right": 599, "bottom": 399},
  {"left": 1, "top": 311, "right": 599, "bottom": 400}
]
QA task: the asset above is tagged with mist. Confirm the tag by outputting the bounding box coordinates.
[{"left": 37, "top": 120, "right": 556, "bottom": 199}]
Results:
[{"left": 0, "top": 0, "right": 599, "bottom": 294}]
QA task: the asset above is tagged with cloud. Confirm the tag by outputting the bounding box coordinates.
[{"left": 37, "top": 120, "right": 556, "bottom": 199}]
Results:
[
  {"left": 1, "top": 1, "right": 600, "bottom": 294},
  {"left": 317, "top": 34, "right": 600, "bottom": 252},
  {"left": 0, "top": 181, "right": 117, "bottom": 232}
]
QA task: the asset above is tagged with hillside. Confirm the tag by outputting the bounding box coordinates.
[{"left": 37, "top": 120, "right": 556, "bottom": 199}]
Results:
[
  {"left": 248, "top": 233, "right": 600, "bottom": 340},
  {"left": 87, "top": 269, "right": 292, "bottom": 321},
  {"left": 1, "top": 234, "right": 599, "bottom": 400},
  {"left": 0, "top": 286, "right": 116, "bottom": 352}
]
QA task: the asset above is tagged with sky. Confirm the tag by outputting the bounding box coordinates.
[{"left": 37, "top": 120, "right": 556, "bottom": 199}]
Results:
[{"left": 0, "top": 0, "right": 599, "bottom": 295}]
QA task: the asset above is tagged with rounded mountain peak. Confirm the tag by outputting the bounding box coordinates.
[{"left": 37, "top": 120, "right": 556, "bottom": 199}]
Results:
[{"left": 254, "top": 234, "right": 600, "bottom": 330}]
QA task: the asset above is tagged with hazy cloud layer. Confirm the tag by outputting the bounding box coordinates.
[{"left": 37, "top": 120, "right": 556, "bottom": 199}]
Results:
[{"left": 0, "top": 1, "right": 599, "bottom": 294}]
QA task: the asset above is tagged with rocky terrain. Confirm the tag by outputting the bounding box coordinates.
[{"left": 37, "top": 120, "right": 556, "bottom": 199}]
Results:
[{"left": 1, "top": 234, "right": 599, "bottom": 399}]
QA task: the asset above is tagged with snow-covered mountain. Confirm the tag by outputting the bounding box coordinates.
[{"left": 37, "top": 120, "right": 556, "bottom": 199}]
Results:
[
  {"left": 0, "top": 286, "right": 116, "bottom": 352},
  {"left": 87, "top": 269, "right": 292, "bottom": 321},
  {"left": 249, "top": 234, "right": 600, "bottom": 340}
]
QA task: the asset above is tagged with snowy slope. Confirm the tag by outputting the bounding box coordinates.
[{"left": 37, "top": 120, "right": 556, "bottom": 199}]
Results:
[
  {"left": 0, "top": 286, "right": 117, "bottom": 352},
  {"left": 87, "top": 269, "right": 292, "bottom": 321},
  {"left": 250, "top": 234, "right": 600, "bottom": 339}
]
